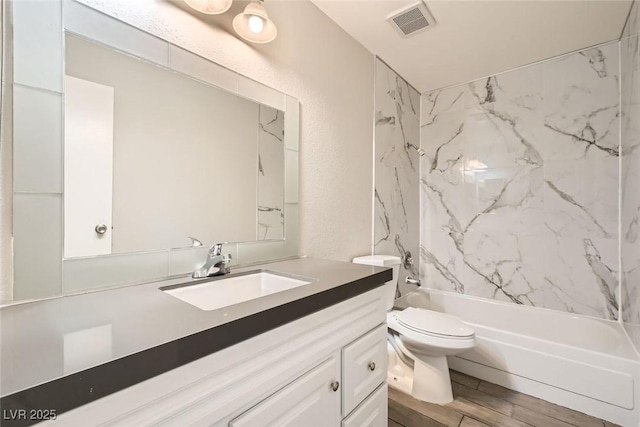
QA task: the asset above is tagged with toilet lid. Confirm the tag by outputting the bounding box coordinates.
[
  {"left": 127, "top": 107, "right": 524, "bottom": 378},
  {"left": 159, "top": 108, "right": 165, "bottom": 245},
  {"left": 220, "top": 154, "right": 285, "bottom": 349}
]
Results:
[{"left": 397, "top": 307, "right": 475, "bottom": 338}]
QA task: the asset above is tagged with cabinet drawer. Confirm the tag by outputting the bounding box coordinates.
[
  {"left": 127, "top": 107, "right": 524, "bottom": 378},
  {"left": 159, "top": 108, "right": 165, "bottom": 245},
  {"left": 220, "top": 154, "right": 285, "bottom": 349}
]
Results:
[
  {"left": 342, "top": 384, "right": 388, "bottom": 427},
  {"left": 230, "top": 354, "right": 341, "bottom": 427},
  {"left": 342, "top": 324, "right": 387, "bottom": 415}
]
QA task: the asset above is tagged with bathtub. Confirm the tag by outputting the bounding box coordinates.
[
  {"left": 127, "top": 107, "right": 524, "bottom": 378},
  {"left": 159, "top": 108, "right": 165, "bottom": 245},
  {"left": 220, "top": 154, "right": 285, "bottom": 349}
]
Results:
[{"left": 395, "top": 288, "right": 640, "bottom": 426}]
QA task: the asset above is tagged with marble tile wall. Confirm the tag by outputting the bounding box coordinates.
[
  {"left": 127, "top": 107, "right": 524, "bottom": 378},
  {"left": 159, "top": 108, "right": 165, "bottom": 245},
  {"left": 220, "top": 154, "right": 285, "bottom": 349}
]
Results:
[
  {"left": 622, "top": 0, "right": 640, "bottom": 351},
  {"left": 374, "top": 59, "right": 421, "bottom": 295},
  {"left": 420, "top": 42, "right": 621, "bottom": 320},
  {"left": 257, "top": 104, "right": 285, "bottom": 240}
]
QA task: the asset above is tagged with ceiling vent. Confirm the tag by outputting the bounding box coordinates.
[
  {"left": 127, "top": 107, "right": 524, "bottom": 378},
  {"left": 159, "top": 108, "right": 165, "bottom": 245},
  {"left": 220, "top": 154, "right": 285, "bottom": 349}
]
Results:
[{"left": 387, "top": 1, "right": 436, "bottom": 38}]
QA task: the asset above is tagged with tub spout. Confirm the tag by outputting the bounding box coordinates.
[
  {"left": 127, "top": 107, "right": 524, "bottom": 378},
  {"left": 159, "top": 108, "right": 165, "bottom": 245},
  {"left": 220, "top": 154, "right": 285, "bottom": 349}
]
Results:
[{"left": 405, "top": 276, "right": 421, "bottom": 286}]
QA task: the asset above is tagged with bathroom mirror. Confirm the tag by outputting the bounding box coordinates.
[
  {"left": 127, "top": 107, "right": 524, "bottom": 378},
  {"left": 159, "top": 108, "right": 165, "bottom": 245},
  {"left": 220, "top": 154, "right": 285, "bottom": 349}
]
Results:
[
  {"left": 64, "top": 33, "right": 284, "bottom": 258},
  {"left": 10, "top": 1, "right": 300, "bottom": 302}
]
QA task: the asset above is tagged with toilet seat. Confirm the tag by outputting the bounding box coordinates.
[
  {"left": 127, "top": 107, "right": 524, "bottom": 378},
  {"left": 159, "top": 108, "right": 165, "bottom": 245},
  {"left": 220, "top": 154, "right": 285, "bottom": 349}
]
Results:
[
  {"left": 396, "top": 307, "right": 475, "bottom": 339},
  {"left": 387, "top": 308, "right": 476, "bottom": 358}
]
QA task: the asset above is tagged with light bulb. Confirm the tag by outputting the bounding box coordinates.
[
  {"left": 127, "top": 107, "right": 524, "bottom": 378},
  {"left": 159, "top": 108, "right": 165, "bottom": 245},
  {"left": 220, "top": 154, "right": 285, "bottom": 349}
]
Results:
[
  {"left": 248, "top": 15, "right": 264, "bottom": 34},
  {"left": 232, "top": 0, "right": 277, "bottom": 43},
  {"left": 184, "top": 0, "right": 232, "bottom": 15}
]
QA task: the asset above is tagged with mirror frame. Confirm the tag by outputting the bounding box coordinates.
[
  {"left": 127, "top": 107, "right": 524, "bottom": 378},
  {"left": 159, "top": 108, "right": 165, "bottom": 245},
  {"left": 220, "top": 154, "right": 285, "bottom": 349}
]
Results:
[{"left": 10, "top": 0, "right": 299, "bottom": 301}]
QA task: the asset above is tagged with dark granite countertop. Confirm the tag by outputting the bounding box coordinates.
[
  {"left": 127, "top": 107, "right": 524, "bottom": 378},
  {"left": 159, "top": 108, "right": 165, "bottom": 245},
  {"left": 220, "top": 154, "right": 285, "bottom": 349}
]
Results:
[{"left": 0, "top": 257, "right": 391, "bottom": 425}]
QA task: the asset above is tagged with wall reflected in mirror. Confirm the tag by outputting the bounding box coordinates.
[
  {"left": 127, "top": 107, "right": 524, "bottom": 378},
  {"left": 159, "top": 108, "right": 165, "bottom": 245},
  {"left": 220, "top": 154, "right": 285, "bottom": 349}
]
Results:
[{"left": 64, "top": 34, "right": 284, "bottom": 259}]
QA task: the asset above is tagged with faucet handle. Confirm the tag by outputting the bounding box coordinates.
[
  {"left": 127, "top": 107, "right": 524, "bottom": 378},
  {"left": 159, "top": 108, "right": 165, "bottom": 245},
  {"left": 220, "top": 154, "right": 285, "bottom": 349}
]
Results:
[{"left": 209, "top": 241, "right": 229, "bottom": 256}]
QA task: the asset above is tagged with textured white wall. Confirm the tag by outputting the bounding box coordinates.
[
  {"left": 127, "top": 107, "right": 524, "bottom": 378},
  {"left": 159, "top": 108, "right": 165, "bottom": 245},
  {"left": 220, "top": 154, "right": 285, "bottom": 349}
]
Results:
[{"left": 73, "top": 0, "right": 376, "bottom": 263}]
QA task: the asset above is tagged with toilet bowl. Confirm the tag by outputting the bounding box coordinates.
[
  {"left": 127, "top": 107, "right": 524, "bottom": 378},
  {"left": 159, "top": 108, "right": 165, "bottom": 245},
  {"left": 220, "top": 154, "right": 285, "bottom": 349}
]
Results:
[
  {"left": 352, "top": 255, "right": 476, "bottom": 405},
  {"left": 387, "top": 307, "right": 475, "bottom": 403}
]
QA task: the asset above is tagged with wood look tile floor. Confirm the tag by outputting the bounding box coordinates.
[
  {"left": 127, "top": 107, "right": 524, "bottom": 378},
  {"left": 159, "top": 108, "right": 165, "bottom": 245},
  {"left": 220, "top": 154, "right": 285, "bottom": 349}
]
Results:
[{"left": 388, "top": 370, "right": 621, "bottom": 427}]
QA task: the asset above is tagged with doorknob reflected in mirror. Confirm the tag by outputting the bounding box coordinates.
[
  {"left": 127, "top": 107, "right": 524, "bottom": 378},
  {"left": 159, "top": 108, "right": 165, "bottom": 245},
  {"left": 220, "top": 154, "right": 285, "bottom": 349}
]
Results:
[{"left": 95, "top": 224, "right": 108, "bottom": 235}]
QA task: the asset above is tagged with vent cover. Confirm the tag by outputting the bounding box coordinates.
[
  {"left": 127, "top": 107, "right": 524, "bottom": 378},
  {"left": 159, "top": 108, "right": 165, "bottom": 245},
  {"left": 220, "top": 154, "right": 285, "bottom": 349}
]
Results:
[{"left": 387, "top": 1, "right": 436, "bottom": 38}]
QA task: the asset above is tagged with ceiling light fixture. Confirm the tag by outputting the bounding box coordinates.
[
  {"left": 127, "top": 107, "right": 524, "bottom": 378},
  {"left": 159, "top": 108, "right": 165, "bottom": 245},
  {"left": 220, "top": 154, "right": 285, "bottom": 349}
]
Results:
[
  {"left": 233, "top": 0, "right": 277, "bottom": 44},
  {"left": 184, "top": 0, "right": 233, "bottom": 15}
]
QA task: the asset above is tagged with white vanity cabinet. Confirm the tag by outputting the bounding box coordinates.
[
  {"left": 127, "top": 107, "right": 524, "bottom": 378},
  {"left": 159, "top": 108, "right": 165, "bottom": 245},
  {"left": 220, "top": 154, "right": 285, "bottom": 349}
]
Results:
[
  {"left": 230, "top": 325, "right": 389, "bottom": 427},
  {"left": 341, "top": 325, "right": 388, "bottom": 416},
  {"left": 230, "top": 355, "right": 342, "bottom": 427},
  {"left": 45, "top": 286, "right": 389, "bottom": 427},
  {"left": 342, "top": 384, "right": 388, "bottom": 427}
]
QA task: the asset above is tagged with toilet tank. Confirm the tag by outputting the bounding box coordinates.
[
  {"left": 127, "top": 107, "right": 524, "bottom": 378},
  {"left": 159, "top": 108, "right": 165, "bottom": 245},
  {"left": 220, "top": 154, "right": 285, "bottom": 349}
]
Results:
[{"left": 352, "top": 255, "right": 401, "bottom": 310}]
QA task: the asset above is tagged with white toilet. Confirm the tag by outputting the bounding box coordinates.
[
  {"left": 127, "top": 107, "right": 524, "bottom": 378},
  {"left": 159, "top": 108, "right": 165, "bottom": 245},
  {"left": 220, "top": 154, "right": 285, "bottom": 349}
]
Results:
[{"left": 353, "top": 255, "right": 475, "bottom": 404}]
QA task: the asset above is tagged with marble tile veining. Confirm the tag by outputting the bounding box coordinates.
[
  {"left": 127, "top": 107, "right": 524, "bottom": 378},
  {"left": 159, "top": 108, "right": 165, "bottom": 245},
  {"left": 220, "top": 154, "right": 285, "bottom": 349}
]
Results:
[
  {"left": 257, "top": 105, "right": 285, "bottom": 240},
  {"left": 375, "top": 59, "right": 420, "bottom": 295},
  {"left": 420, "top": 42, "right": 620, "bottom": 320}
]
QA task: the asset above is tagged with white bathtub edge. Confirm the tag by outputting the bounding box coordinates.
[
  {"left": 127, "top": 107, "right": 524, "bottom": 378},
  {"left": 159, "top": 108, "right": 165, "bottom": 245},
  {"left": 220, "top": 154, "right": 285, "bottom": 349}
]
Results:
[
  {"left": 622, "top": 324, "right": 640, "bottom": 360},
  {"left": 400, "top": 288, "right": 640, "bottom": 426},
  {"left": 449, "top": 353, "right": 638, "bottom": 426}
]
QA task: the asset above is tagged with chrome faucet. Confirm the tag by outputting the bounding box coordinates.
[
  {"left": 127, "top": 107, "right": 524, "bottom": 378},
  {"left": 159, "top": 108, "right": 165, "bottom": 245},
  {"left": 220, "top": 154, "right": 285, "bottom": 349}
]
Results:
[{"left": 192, "top": 241, "right": 232, "bottom": 278}]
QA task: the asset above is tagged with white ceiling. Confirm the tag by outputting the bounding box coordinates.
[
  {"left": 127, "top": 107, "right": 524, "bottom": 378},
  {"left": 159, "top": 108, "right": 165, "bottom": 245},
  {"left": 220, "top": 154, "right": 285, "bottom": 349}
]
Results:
[{"left": 310, "top": 0, "right": 633, "bottom": 93}]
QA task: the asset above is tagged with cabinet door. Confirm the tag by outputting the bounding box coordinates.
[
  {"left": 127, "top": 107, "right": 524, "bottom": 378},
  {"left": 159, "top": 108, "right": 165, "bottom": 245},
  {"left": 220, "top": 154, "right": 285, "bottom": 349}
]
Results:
[
  {"left": 342, "top": 324, "right": 387, "bottom": 415},
  {"left": 230, "top": 354, "right": 341, "bottom": 427},
  {"left": 342, "top": 384, "right": 387, "bottom": 427}
]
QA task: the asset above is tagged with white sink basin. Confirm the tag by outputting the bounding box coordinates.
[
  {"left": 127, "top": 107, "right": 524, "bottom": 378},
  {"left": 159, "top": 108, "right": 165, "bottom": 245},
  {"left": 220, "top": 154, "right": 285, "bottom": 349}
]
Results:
[{"left": 162, "top": 271, "right": 313, "bottom": 311}]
